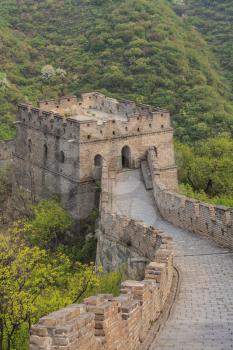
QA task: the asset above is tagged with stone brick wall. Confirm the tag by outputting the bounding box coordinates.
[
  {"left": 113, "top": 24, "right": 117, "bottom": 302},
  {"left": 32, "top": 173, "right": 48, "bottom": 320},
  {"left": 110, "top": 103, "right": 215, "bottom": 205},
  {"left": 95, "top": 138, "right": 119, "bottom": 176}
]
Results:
[
  {"left": 30, "top": 250, "right": 173, "bottom": 350},
  {"left": 79, "top": 128, "right": 176, "bottom": 183},
  {"left": 14, "top": 93, "right": 177, "bottom": 218},
  {"left": 38, "top": 92, "right": 169, "bottom": 120},
  {"left": 96, "top": 161, "right": 166, "bottom": 277},
  {"left": 16, "top": 95, "right": 176, "bottom": 182},
  {"left": 14, "top": 104, "right": 97, "bottom": 219},
  {"left": 29, "top": 160, "right": 174, "bottom": 350},
  {"left": 147, "top": 148, "right": 233, "bottom": 249}
]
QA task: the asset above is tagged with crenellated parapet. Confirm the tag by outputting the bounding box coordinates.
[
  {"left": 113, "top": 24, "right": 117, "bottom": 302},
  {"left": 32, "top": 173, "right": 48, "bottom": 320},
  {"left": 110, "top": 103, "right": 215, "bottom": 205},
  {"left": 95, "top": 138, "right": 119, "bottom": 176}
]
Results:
[
  {"left": 16, "top": 92, "right": 172, "bottom": 143},
  {"left": 29, "top": 160, "right": 174, "bottom": 350},
  {"left": 17, "top": 103, "right": 80, "bottom": 140},
  {"left": 147, "top": 148, "right": 233, "bottom": 249},
  {"left": 38, "top": 92, "right": 168, "bottom": 117},
  {"left": 30, "top": 248, "right": 173, "bottom": 350}
]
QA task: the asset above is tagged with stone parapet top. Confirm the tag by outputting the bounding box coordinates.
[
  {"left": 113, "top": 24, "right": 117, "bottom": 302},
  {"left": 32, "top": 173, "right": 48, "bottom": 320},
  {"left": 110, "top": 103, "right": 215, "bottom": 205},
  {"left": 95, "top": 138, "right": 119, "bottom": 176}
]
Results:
[{"left": 147, "top": 148, "right": 233, "bottom": 249}]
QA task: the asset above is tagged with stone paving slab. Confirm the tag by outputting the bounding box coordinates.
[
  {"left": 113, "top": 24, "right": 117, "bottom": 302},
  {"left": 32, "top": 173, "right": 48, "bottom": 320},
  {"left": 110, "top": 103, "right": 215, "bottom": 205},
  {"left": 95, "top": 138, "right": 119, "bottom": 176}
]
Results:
[{"left": 113, "top": 170, "right": 233, "bottom": 350}]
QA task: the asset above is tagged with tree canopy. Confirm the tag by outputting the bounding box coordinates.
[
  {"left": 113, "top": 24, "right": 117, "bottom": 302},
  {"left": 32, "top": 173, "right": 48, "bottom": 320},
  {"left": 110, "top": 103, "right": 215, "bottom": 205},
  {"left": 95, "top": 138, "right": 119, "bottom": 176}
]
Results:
[
  {"left": 0, "top": 0, "right": 233, "bottom": 142},
  {"left": 184, "top": 0, "right": 233, "bottom": 94},
  {"left": 176, "top": 135, "right": 233, "bottom": 205}
]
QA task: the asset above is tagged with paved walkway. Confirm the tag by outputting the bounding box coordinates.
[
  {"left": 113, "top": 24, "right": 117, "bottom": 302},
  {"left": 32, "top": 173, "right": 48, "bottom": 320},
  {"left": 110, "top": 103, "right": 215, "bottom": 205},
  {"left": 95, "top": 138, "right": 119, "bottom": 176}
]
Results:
[{"left": 113, "top": 170, "right": 233, "bottom": 350}]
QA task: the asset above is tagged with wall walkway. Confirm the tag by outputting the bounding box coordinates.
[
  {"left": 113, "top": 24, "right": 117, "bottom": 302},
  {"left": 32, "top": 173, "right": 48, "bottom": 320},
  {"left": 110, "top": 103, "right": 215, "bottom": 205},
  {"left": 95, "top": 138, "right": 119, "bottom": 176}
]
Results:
[
  {"left": 113, "top": 170, "right": 233, "bottom": 350},
  {"left": 29, "top": 164, "right": 174, "bottom": 350},
  {"left": 147, "top": 149, "right": 233, "bottom": 250}
]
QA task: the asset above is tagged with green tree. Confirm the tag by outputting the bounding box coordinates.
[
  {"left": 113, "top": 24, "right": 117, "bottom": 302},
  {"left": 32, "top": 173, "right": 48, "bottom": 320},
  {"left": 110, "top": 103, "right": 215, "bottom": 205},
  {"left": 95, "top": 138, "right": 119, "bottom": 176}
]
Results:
[
  {"left": 0, "top": 232, "right": 65, "bottom": 350},
  {"left": 176, "top": 136, "right": 233, "bottom": 198},
  {"left": 0, "top": 73, "right": 9, "bottom": 93},
  {"left": 0, "top": 227, "right": 104, "bottom": 350},
  {"left": 22, "top": 199, "right": 74, "bottom": 251},
  {"left": 41, "top": 65, "right": 56, "bottom": 83}
]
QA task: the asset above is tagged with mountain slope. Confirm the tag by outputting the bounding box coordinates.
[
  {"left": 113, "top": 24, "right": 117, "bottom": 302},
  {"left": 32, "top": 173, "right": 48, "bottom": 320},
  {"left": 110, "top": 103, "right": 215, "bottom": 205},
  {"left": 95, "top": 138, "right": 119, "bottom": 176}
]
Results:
[
  {"left": 185, "top": 0, "right": 233, "bottom": 94},
  {"left": 0, "top": 0, "right": 233, "bottom": 142}
]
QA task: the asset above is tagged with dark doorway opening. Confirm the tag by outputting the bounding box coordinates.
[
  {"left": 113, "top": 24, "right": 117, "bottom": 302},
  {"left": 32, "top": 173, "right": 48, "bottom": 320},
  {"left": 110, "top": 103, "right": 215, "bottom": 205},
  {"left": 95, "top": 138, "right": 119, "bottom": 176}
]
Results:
[
  {"left": 121, "top": 145, "right": 131, "bottom": 168},
  {"left": 94, "top": 154, "right": 103, "bottom": 180}
]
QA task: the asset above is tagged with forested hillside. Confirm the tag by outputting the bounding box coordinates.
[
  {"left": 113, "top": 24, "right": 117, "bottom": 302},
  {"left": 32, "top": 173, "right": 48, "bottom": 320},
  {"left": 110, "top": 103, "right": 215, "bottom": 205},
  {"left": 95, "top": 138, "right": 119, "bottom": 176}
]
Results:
[
  {"left": 0, "top": 2, "right": 233, "bottom": 348},
  {"left": 0, "top": 0, "right": 233, "bottom": 142},
  {"left": 0, "top": 0, "right": 232, "bottom": 204},
  {"left": 184, "top": 0, "right": 233, "bottom": 94}
]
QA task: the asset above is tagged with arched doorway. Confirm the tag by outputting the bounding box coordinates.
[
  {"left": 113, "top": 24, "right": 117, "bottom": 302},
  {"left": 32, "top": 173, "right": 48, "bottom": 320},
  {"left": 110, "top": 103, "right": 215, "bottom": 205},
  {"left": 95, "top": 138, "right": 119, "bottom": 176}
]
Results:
[
  {"left": 44, "top": 144, "right": 48, "bottom": 161},
  {"left": 121, "top": 145, "right": 131, "bottom": 168},
  {"left": 94, "top": 154, "right": 103, "bottom": 180}
]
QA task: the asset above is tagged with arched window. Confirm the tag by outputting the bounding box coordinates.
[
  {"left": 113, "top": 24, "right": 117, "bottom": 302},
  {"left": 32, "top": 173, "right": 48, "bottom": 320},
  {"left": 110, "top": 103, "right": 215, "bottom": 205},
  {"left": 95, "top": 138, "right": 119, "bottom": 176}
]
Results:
[
  {"left": 60, "top": 151, "right": 65, "bottom": 163},
  {"left": 94, "top": 154, "right": 103, "bottom": 167},
  {"left": 44, "top": 144, "right": 48, "bottom": 160},
  {"left": 28, "top": 139, "right": 32, "bottom": 153},
  {"left": 94, "top": 154, "right": 103, "bottom": 180},
  {"left": 121, "top": 145, "right": 131, "bottom": 168}
]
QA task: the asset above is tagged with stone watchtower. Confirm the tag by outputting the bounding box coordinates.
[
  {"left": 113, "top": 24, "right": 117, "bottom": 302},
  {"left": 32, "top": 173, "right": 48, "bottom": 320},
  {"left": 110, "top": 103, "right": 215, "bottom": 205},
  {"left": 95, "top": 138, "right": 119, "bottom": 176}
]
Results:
[{"left": 14, "top": 92, "right": 177, "bottom": 218}]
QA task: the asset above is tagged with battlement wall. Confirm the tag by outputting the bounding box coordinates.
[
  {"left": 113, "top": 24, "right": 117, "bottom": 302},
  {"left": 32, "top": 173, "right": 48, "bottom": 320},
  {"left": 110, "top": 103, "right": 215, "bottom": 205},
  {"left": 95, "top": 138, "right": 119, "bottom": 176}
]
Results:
[
  {"left": 39, "top": 95, "right": 79, "bottom": 113},
  {"left": 14, "top": 106, "right": 81, "bottom": 182},
  {"left": 97, "top": 203, "right": 172, "bottom": 279},
  {"left": 38, "top": 92, "right": 168, "bottom": 118},
  {"left": 30, "top": 250, "right": 173, "bottom": 350},
  {"left": 97, "top": 161, "right": 173, "bottom": 276},
  {"left": 78, "top": 112, "right": 171, "bottom": 143},
  {"left": 17, "top": 101, "right": 171, "bottom": 143},
  {"left": 17, "top": 104, "right": 80, "bottom": 140},
  {"left": 29, "top": 160, "right": 174, "bottom": 350},
  {"left": 147, "top": 148, "right": 233, "bottom": 249}
]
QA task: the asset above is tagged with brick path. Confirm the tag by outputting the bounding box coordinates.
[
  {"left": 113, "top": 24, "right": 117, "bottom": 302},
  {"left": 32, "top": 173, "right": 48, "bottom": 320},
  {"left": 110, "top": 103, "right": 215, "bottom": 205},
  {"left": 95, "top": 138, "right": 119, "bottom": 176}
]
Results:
[{"left": 113, "top": 170, "right": 233, "bottom": 350}]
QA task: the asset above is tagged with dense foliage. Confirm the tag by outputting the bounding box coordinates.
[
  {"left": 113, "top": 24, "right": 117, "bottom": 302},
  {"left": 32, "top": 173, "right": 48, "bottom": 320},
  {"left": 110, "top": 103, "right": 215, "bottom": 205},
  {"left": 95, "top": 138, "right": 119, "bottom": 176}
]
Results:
[
  {"left": 0, "top": 0, "right": 233, "bottom": 142},
  {"left": 0, "top": 226, "right": 123, "bottom": 349},
  {"left": 176, "top": 135, "right": 233, "bottom": 205},
  {"left": 0, "top": 168, "right": 123, "bottom": 350},
  {"left": 184, "top": 0, "right": 233, "bottom": 94}
]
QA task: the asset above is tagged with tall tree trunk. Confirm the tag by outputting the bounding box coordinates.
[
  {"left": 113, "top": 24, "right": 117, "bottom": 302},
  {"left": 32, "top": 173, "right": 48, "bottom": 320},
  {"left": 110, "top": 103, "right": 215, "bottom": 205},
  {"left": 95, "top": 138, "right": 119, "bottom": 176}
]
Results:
[
  {"left": 7, "top": 337, "right": 11, "bottom": 350},
  {"left": 205, "top": 178, "right": 213, "bottom": 196},
  {"left": 0, "top": 319, "right": 4, "bottom": 350}
]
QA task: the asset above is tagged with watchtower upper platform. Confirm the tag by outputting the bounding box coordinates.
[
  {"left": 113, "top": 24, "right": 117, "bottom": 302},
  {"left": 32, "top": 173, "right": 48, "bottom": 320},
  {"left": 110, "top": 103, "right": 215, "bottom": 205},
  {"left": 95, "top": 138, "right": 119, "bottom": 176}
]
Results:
[{"left": 38, "top": 92, "right": 168, "bottom": 124}]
